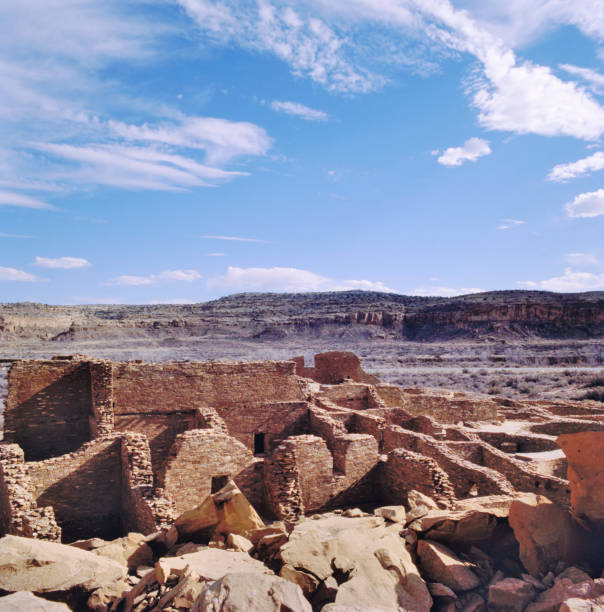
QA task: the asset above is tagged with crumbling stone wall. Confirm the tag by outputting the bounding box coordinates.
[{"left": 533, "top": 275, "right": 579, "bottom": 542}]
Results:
[
  {"left": 5, "top": 358, "right": 93, "bottom": 460},
  {"left": 381, "top": 448, "right": 455, "bottom": 508},
  {"left": 293, "top": 351, "right": 379, "bottom": 384},
  {"left": 0, "top": 444, "right": 60, "bottom": 540}
]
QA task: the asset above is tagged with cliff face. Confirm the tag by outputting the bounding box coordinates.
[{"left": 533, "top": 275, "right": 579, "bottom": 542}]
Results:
[{"left": 0, "top": 290, "right": 602, "bottom": 343}]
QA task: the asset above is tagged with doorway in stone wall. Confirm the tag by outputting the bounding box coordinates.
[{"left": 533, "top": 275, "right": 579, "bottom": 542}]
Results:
[
  {"left": 211, "top": 474, "right": 229, "bottom": 493},
  {"left": 254, "top": 432, "right": 265, "bottom": 456}
]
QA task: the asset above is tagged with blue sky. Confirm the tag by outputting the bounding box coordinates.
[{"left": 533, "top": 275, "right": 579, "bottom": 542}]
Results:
[{"left": 1, "top": 0, "right": 604, "bottom": 304}]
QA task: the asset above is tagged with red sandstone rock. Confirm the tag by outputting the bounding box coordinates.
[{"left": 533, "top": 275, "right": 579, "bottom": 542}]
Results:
[
  {"left": 508, "top": 494, "right": 588, "bottom": 576},
  {"left": 488, "top": 577, "right": 536, "bottom": 611},
  {"left": 416, "top": 540, "right": 481, "bottom": 592},
  {"left": 557, "top": 431, "right": 604, "bottom": 531},
  {"left": 525, "top": 578, "right": 604, "bottom": 612}
]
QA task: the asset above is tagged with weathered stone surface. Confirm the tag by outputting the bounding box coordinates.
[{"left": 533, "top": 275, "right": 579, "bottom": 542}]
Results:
[
  {"left": 175, "top": 480, "right": 264, "bottom": 541},
  {"left": 225, "top": 533, "right": 253, "bottom": 553},
  {"left": 0, "top": 592, "right": 71, "bottom": 611},
  {"left": 155, "top": 547, "right": 272, "bottom": 585},
  {"left": 374, "top": 505, "right": 406, "bottom": 523},
  {"left": 0, "top": 535, "right": 127, "bottom": 605},
  {"left": 406, "top": 489, "right": 440, "bottom": 523},
  {"left": 409, "top": 495, "right": 515, "bottom": 543},
  {"left": 192, "top": 572, "right": 311, "bottom": 612},
  {"left": 559, "top": 595, "right": 604, "bottom": 611},
  {"left": 280, "top": 565, "right": 320, "bottom": 596},
  {"left": 488, "top": 577, "right": 536, "bottom": 612},
  {"left": 279, "top": 515, "right": 432, "bottom": 611},
  {"left": 557, "top": 431, "right": 604, "bottom": 530},
  {"left": 428, "top": 582, "right": 457, "bottom": 600},
  {"left": 71, "top": 532, "right": 153, "bottom": 571},
  {"left": 508, "top": 494, "right": 586, "bottom": 576},
  {"left": 417, "top": 540, "right": 481, "bottom": 592},
  {"left": 526, "top": 578, "right": 604, "bottom": 612}
]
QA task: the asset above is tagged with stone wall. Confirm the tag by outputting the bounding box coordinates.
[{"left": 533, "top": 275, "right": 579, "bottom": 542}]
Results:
[
  {"left": 293, "top": 351, "right": 379, "bottom": 384},
  {"left": 157, "top": 429, "right": 254, "bottom": 516},
  {"left": 5, "top": 358, "right": 93, "bottom": 460},
  {"left": 27, "top": 436, "right": 124, "bottom": 542}
]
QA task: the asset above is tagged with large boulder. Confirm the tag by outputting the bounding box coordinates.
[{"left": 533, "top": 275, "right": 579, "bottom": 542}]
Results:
[
  {"left": 526, "top": 578, "right": 604, "bottom": 612},
  {"left": 71, "top": 532, "right": 153, "bottom": 571},
  {"left": 0, "top": 535, "right": 127, "bottom": 610},
  {"left": 409, "top": 495, "right": 516, "bottom": 544},
  {"left": 192, "top": 572, "right": 311, "bottom": 612},
  {"left": 155, "top": 547, "right": 272, "bottom": 584},
  {"left": 488, "top": 577, "right": 536, "bottom": 612},
  {"left": 175, "top": 480, "right": 264, "bottom": 541},
  {"left": 508, "top": 494, "right": 589, "bottom": 576},
  {"left": 0, "top": 592, "right": 71, "bottom": 611},
  {"left": 557, "top": 431, "right": 604, "bottom": 530},
  {"left": 279, "top": 515, "right": 431, "bottom": 611},
  {"left": 416, "top": 540, "right": 481, "bottom": 592}
]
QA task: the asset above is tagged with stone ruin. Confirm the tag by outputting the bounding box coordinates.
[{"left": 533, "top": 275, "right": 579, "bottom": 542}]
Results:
[{"left": 1, "top": 351, "right": 604, "bottom": 545}]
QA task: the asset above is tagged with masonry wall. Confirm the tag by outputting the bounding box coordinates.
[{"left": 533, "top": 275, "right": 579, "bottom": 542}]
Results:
[
  {"left": 5, "top": 359, "right": 93, "bottom": 460},
  {"left": 157, "top": 429, "right": 254, "bottom": 516},
  {"left": 27, "top": 436, "right": 123, "bottom": 542}
]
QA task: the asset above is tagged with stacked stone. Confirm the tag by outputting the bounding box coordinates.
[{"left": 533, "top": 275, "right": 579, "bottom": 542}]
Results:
[
  {"left": 89, "top": 360, "right": 114, "bottom": 436},
  {"left": 0, "top": 444, "right": 61, "bottom": 540},
  {"left": 195, "top": 406, "right": 229, "bottom": 434},
  {"left": 264, "top": 441, "right": 304, "bottom": 523}
]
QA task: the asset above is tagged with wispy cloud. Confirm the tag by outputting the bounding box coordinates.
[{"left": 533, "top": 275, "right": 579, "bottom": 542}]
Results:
[
  {"left": 497, "top": 218, "right": 524, "bottom": 230},
  {"left": 206, "top": 252, "right": 226, "bottom": 257},
  {"left": 35, "top": 256, "right": 91, "bottom": 269},
  {"left": 202, "top": 235, "right": 268, "bottom": 243},
  {"left": 548, "top": 151, "right": 604, "bottom": 182},
  {"left": 565, "top": 253, "right": 599, "bottom": 267},
  {"left": 208, "top": 266, "right": 394, "bottom": 293},
  {"left": 519, "top": 268, "right": 604, "bottom": 292},
  {"left": 565, "top": 189, "right": 604, "bottom": 218},
  {"left": 0, "top": 266, "right": 38, "bottom": 282},
  {"left": 437, "top": 138, "right": 491, "bottom": 167},
  {"left": 270, "top": 100, "right": 328, "bottom": 121},
  {"left": 0, "top": 190, "right": 55, "bottom": 210},
  {"left": 410, "top": 286, "right": 484, "bottom": 297},
  {"left": 559, "top": 64, "right": 604, "bottom": 94},
  {"left": 110, "top": 269, "right": 202, "bottom": 286},
  {"left": 0, "top": 232, "right": 36, "bottom": 239}
]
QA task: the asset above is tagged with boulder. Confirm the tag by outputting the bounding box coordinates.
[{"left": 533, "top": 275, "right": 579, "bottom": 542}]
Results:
[
  {"left": 0, "top": 535, "right": 127, "bottom": 610},
  {"left": 192, "top": 572, "right": 311, "bottom": 612},
  {"left": 508, "top": 494, "right": 588, "bottom": 576},
  {"left": 557, "top": 432, "right": 604, "bottom": 530},
  {"left": 374, "top": 505, "right": 406, "bottom": 523},
  {"left": 0, "top": 592, "right": 71, "bottom": 611},
  {"left": 280, "top": 565, "right": 320, "bottom": 597},
  {"left": 526, "top": 578, "right": 604, "bottom": 612},
  {"left": 560, "top": 595, "right": 604, "bottom": 611},
  {"left": 406, "top": 490, "right": 440, "bottom": 523},
  {"left": 416, "top": 540, "right": 481, "bottom": 592},
  {"left": 155, "top": 547, "right": 272, "bottom": 585},
  {"left": 71, "top": 532, "right": 153, "bottom": 571},
  {"left": 488, "top": 577, "right": 536, "bottom": 611},
  {"left": 175, "top": 480, "right": 263, "bottom": 542},
  {"left": 225, "top": 533, "right": 253, "bottom": 553},
  {"left": 409, "top": 495, "right": 515, "bottom": 545},
  {"left": 279, "top": 515, "right": 432, "bottom": 611}
]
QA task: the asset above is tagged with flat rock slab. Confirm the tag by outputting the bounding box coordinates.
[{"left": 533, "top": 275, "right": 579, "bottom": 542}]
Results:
[
  {"left": 417, "top": 540, "right": 481, "bottom": 592},
  {"left": 0, "top": 592, "right": 72, "bottom": 611}
]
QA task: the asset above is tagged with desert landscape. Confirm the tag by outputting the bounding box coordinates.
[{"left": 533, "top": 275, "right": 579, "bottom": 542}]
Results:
[{"left": 0, "top": 290, "right": 603, "bottom": 611}]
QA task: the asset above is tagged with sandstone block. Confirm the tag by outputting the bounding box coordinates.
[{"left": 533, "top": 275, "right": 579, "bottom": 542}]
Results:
[
  {"left": 0, "top": 592, "right": 72, "bottom": 611},
  {"left": 488, "top": 577, "right": 536, "bottom": 612},
  {"left": 374, "top": 505, "right": 406, "bottom": 523},
  {"left": 416, "top": 540, "right": 481, "bottom": 592}
]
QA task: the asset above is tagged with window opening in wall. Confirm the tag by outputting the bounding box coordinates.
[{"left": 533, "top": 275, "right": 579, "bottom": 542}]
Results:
[
  {"left": 211, "top": 475, "right": 229, "bottom": 493},
  {"left": 254, "top": 432, "right": 266, "bottom": 456}
]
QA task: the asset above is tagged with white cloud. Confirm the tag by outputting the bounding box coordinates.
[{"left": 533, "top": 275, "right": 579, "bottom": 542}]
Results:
[
  {"left": 34, "top": 142, "right": 249, "bottom": 191},
  {"left": 35, "top": 256, "right": 91, "bottom": 269},
  {"left": 202, "top": 235, "right": 268, "bottom": 243},
  {"left": 565, "top": 189, "right": 604, "bottom": 218},
  {"left": 0, "top": 266, "right": 38, "bottom": 282},
  {"left": 111, "top": 269, "right": 202, "bottom": 286},
  {"left": 208, "top": 266, "right": 394, "bottom": 292},
  {"left": 565, "top": 253, "right": 599, "bottom": 267},
  {"left": 177, "top": 0, "right": 383, "bottom": 93},
  {"left": 548, "top": 151, "right": 604, "bottom": 182},
  {"left": 497, "top": 218, "right": 524, "bottom": 230},
  {"left": 108, "top": 116, "right": 272, "bottom": 166},
  {"left": 0, "top": 232, "right": 36, "bottom": 239},
  {"left": 437, "top": 137, "right": 491, "bottom": 167},
  {"left": 270, "top": 100, "right": 328, "bottom": 121},
  {"left": 0, "top": 190, "right": 55, "bottom": 210},
  {"left": 519, "top": 268, "right": 604, "bottom": 292},
  {"left": 559, "top": 64, "right": 604, "bottom": 94},
  {"left": 410, "top": 286, "right": 484, "bottom": 297},
  {"left": 206, "top": 252, "right": 226, "bottom": 257}
]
